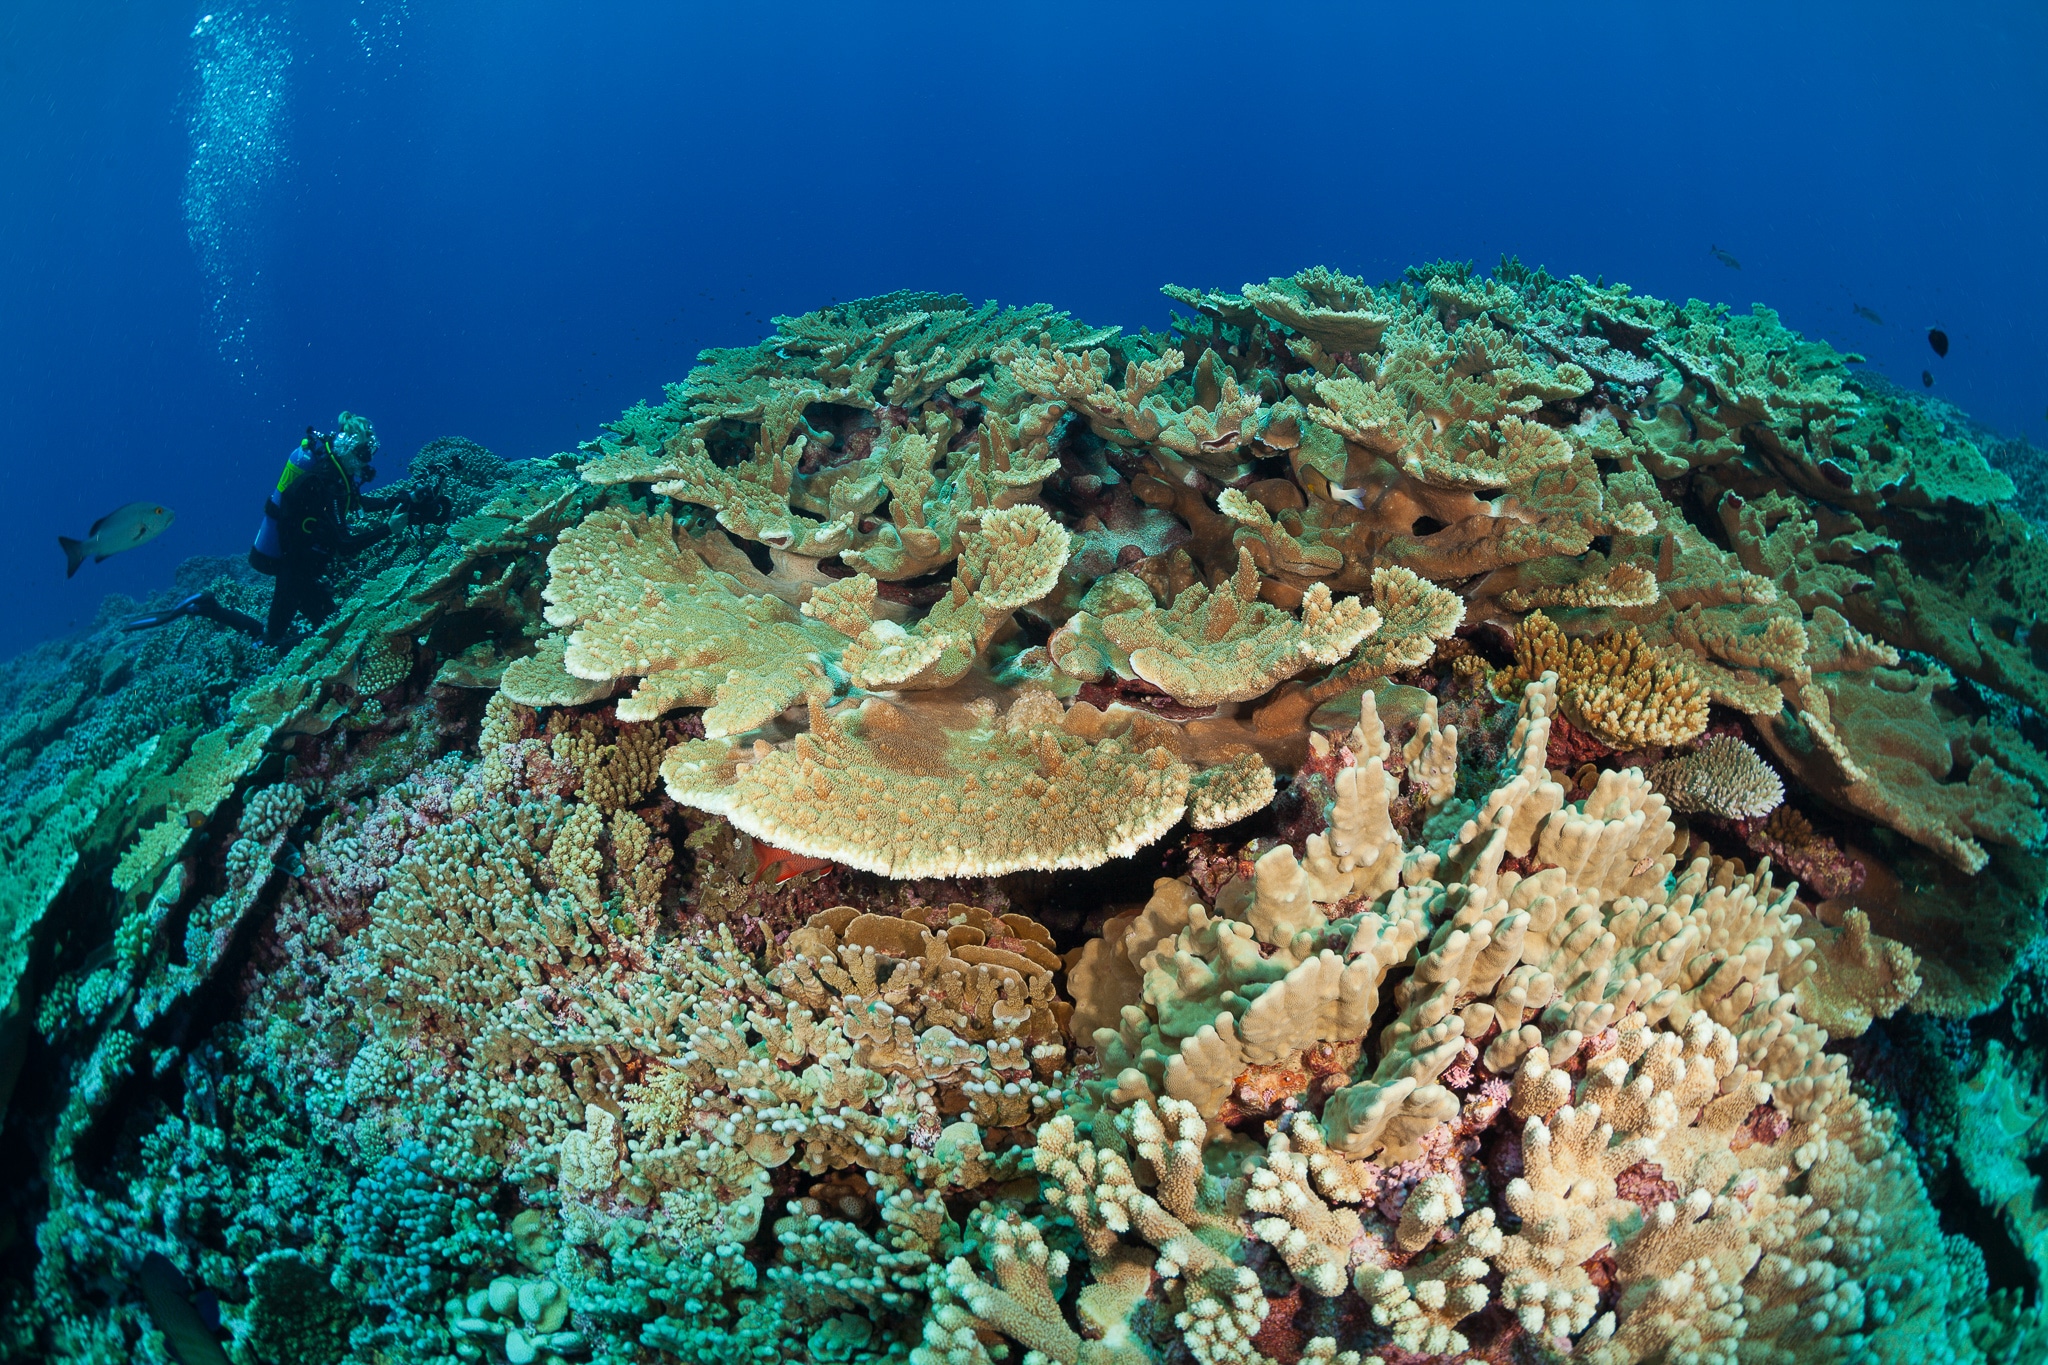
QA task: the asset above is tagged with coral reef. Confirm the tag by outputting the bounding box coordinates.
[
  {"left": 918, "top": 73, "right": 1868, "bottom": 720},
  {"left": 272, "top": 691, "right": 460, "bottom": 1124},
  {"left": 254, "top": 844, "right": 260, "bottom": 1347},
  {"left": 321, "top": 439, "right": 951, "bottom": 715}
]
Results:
[{"left": 5, "top": 267, "right": 2048, "bottom": 1364}]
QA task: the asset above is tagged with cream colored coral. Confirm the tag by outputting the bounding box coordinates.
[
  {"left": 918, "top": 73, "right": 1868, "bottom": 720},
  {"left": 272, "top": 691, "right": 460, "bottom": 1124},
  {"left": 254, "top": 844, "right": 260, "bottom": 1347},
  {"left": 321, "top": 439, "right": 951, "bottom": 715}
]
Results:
[
  {"left": 1218, "top": 487, "right": 1342, "bottom": 575},
  {"left": 1501, "top": 561, "right": 1660, "bottom": 612},
  {"left": 662, "top": 691, "right": 1194, "bottom": 878},
  {"left": 1186, "top": 751, "right": 1277, "bottom": 829},
  {"left": 1030, "top": 1101, "right": 1268, "bottom": 1365},
  {"left": 542, "top": 507, "right": 841, "bottom": 731},
  {"left": 499, "top": 633, "right": 617, "bottom": 709},
  {"left": 1243, "top": 1127, "right": 1363, "bottom": 1296},
  {"left": 1326, "top": 567, "right": 1466, "bottom": 683},
  {"left": 1790, "top": 906, "right": 1921, "bottom": 1038},
  {"left": 808, "top": 504, "right": 1072, "bottom": 691},
  {"left": 1648, "top": 734, "right": 1784, "bottom": 819},
  {"left": 1050, "top": 549, "right": 1379, "bottom": 706},
  {"left": 1360, "top": 1204, "right": 1502, "bottom": 1355},
  {"left": 1000, "top": 338, "right": 1261, "bottom": 482},
  {"left": 635, "top": 433, "right": 857, "bottom": 558},
  {"left": 989, "top": 673, "right": 1973, "bottom": 1365}
]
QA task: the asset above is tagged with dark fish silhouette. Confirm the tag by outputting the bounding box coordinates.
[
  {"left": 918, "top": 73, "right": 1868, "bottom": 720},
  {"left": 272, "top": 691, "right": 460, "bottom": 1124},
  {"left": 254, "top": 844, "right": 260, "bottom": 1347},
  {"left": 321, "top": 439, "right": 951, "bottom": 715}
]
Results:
[
  {"left": 1852, "top": 304, "right": 1884, "bottom": 325},
  {"left": 1922, "top": 370, "right": 1935, "bottom": 388},
  {"left": 1710, "top": 245, "right": 1742, "bottom": 269},
  {"left": 1927, "top": 327, "right": 1950, "bottom": 358},
  {"left": 138, "top": 1253, "right": 230, "bottom": 1365}
]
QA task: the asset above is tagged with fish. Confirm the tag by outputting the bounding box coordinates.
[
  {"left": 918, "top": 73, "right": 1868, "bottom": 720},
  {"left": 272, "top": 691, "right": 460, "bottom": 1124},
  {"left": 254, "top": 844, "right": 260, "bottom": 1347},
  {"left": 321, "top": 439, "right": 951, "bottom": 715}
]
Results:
[
  {"left": 1922, "top": 370, "right": 1935, "bottom": 388},
  {"left": 1927, "top": 327, "right": 1950, "bottom": 358},
  {"left": 1852, "top": 304, "right": 1884, "bottom": 325},
  {"left": 1710, "top": 245, "right": 1742, "bottom": 269},
  {"left": 752, "top": 838, "right": 835, "bottom": 884},
  {"left": 58, "top": 502, "right": 175, "bottom": 578},
  {"left": 137, "top": 1253, "right": 231, "bottom": 1365}
]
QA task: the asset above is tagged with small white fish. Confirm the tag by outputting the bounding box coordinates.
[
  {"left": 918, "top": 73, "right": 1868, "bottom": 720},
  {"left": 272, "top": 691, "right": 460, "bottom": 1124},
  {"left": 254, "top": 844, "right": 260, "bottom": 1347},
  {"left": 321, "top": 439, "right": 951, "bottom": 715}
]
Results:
[
  {"left": 1328, "top": 483, "right": 1372, "bottom": 511},
  {"left": 59, "top": 502, "right": 175, "bottom": 578}
]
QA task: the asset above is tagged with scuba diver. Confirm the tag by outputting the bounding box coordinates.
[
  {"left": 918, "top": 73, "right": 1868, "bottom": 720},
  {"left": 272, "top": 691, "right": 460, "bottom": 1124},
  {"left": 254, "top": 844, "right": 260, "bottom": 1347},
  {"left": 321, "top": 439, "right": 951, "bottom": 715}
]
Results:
[
  {"left": 126, "top": 412, "right": 461, "bottom": 643},
  {"left": 123, "top": 412, "right": 413, "bottom": 642},
  {"left": 248, "top": 412, "right": 411, "bottom": 644},
  {"left": 121, "top": 589, "right": 266, "bottom": 636}
]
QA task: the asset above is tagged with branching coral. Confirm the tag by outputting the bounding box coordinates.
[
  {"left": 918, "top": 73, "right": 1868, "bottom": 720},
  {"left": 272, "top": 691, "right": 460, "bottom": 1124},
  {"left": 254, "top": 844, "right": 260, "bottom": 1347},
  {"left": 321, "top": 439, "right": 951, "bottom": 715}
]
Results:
[
  {"left": 1494, "top": 610, "right": 1710, "bottom": 748},
  {"left": 1647, "top": 734, "right": 1785, "bottom": 819},
  {"left": 996, "top": 676, "right": 1954, "bottom": 1365}
]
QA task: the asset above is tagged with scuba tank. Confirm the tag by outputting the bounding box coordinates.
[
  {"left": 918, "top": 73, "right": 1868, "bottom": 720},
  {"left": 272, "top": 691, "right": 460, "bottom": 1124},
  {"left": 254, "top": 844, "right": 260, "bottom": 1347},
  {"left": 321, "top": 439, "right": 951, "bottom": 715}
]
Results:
[{"left": 250, "top": 428, "right": 351, "bottom": 575}]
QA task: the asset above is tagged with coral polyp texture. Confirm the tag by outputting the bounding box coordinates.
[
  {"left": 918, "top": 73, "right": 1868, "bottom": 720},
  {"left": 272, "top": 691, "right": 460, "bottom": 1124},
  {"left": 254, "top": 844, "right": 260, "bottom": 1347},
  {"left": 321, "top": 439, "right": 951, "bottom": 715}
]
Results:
[{"left": 7, "top": 265, "right": 2048, "bottom": 1364}]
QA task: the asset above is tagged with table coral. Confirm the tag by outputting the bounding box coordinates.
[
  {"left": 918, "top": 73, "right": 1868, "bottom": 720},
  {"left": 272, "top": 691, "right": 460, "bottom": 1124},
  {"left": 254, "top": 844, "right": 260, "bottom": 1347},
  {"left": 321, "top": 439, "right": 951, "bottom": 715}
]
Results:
[{"left": 663, "top": 690, "right": 1198, "bottom": 878}]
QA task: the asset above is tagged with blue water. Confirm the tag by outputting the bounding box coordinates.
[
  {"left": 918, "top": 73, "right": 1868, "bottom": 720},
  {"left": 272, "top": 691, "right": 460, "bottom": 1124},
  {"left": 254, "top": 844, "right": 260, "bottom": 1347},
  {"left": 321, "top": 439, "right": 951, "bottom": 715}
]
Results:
[{"left": 3, "top": 0, "right": 2044, "bottom": 659}]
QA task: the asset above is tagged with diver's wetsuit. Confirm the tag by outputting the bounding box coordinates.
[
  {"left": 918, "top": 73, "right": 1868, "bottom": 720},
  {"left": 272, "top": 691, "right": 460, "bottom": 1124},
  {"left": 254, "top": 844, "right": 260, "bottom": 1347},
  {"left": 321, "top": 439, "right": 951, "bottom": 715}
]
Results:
[{"left": 264, "top": 461, "right": 403, "bottom": 645}]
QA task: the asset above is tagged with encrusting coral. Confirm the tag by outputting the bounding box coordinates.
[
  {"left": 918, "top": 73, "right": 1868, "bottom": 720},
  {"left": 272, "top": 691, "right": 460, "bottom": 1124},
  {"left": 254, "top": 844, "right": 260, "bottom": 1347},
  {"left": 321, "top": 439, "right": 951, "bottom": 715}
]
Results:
[{"left": 7, "top": 267, "right": 2048, "bottom": 1364}]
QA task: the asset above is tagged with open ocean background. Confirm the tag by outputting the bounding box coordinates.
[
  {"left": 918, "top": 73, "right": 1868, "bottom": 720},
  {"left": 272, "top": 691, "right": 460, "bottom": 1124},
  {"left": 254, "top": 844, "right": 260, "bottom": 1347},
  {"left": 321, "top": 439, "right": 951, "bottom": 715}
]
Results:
[{"left": 2, "top": 0, "right": 2043, "bottom": 660}]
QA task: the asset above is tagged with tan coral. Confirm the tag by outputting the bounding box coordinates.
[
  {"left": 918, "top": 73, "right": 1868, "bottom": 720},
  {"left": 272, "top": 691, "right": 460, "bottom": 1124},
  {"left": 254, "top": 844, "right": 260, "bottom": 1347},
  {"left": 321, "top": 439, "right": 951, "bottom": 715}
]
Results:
[
  {"left": 773, "top": 901, "right": 1072, "bottom": 1081},
  {"left": 499, "top": 634, "right": 618, "bottom": 708},
  {"left": 1242, "top": 266, "right": 1396, "bottom": 353},
  {"left": 1495, "top": 611, "right": 1709, "bottom": 748},
  {"left": 806, "top": 505, "right": 1072, "bottom": 691},
  {"left": 1050, "top": 549, "right": 1379, "bottom": 706},
  {"left": 1788, "top": 904, "right": 1920, "bottom": 1038},
  {"left": 542, "top": 507, "right": 843, "bottom": 731},
  {"left": 661, "top": 691, "right": 1196, "bottom": 878},
  {"left": 1756, "top": 620, "right": 2044, "bottom": 874},
  {"left": 1647, "top": 734, "right": 1785, "bottom": 819},
  {"left": 1000, "top": 338, "right": 1262, "bottom": 483}
]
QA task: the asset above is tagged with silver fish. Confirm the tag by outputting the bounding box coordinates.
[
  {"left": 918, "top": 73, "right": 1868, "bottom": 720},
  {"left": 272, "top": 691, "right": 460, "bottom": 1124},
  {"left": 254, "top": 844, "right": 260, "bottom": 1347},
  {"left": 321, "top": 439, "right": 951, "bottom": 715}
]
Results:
[{"left": 60, "top": 501, "right": 175, "bottom": 578}]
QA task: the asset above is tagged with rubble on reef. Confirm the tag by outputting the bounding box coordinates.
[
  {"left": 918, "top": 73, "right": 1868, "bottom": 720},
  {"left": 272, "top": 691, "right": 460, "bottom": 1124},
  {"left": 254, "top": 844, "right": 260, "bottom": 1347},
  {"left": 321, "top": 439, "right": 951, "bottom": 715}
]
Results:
[{"left": 7, "top": 264, "right": 2048, "bottom": 1362}]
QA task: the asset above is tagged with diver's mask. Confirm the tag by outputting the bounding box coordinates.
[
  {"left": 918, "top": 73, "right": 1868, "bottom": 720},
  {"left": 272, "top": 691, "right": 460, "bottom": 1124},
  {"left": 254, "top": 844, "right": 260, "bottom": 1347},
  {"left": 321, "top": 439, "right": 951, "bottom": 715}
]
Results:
[{"left": 333, "top": 432, "right": 377, "bottom": 482}]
